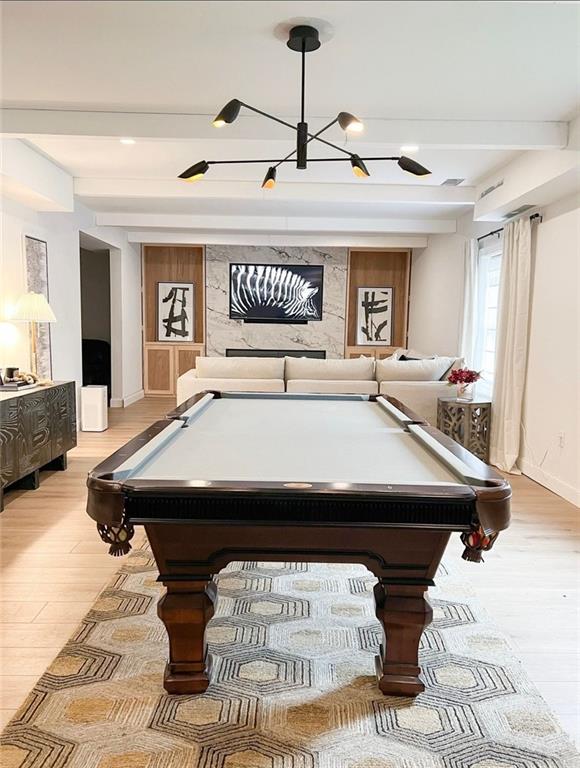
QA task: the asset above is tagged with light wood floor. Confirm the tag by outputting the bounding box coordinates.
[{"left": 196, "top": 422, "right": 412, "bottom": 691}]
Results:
[{"left": 1, "top": 396, "right": 579, "bottom": 746}]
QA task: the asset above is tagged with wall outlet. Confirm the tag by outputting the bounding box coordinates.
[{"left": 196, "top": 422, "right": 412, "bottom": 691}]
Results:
[{"left": 557, "top": 431, "right": 565, "bottom": 448}]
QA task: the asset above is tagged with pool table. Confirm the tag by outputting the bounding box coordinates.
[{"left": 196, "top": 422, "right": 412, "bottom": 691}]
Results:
[{"left": 87, "top": 391, "right": 511, "bottom": 697}]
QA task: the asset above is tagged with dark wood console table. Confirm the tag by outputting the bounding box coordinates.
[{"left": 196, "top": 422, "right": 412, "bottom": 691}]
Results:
[{"left": 0, "top": 381, "right": 76, "bottom": 511}]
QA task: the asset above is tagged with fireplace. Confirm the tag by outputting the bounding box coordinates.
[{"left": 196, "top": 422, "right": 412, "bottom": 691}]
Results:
[{"left": 225, "top": 348, "right": 326, "bottom": 359}]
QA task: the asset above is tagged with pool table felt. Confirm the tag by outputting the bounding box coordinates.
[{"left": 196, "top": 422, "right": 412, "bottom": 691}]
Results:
[{"left": 122, "top": 397, "right": 463, "bottom": 486}]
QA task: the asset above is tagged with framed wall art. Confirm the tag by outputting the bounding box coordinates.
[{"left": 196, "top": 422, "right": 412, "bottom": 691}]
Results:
[
  {"left": 157, "top": 282, "right": 194, "bottom": 341},
  {"left": 356, "top": 287, "right": 393, "bottom": 346},
  {"left": 24, "top": 235, "right": 53, "bottom": 378}
]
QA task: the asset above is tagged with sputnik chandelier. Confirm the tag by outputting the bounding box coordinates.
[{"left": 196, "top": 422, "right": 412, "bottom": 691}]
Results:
[{"left": 178, "top": 24, "right": 431, "bottom": 188}]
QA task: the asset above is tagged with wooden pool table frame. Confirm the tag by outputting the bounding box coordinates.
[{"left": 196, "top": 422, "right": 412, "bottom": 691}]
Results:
[{"left": 87, "top": 391, "right": 511, "bottom": 697}]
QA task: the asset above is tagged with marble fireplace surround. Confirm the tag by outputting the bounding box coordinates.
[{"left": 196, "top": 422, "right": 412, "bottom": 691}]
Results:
[{"left": 206, "top": 245, "right": 348, "bottom": 358}]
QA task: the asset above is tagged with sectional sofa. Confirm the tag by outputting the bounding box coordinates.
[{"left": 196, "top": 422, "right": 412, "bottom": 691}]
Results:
[{"left": 176, "top": 353, "right": 463, "bottom": 425}]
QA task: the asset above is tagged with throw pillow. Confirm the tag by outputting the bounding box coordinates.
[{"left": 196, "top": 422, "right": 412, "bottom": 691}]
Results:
[{"left": 376, "top": 357, "right": 457, "bottom": 382}]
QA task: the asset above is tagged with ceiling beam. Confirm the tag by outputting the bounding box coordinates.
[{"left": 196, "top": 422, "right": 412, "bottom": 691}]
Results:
[
  {"left": 75, "top": 178, "right": 475, "bottom": 205},
  {"left": 94, "top": 212, "right": 456, "bottom": 235},
  {"left": 0, "top": 138, "right": 73, "bottom": 211},
  {"left": 1, "top": 109, "right": 568, "bottom": 150},
  {"left": 127, "top": 230, "right": 430, "bottom": 249},
  {"left": 474, "top": 148, "right": 580, "bottom": 221}
]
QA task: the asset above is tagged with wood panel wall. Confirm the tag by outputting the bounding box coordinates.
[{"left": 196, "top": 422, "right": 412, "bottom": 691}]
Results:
[
  {"left": 142, "top": 245, "right": 205, "bottom": 395},
  {"left": 143, "top": 246, "right": 205, "bottom": 344},
  {"left": 345, "top": 250, "right": 411, "bottom": 359}
]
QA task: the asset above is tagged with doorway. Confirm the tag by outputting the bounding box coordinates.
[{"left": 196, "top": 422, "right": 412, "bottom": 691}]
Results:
[{"left": 79, "top": 233, "right": 112, "bottom": 402}]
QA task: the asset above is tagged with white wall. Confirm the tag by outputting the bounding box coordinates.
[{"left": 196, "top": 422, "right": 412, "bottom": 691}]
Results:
[
  {"left": 408, "top": 233, "right": 465, "bottom": 355},
  {"left": 0, "top": 196, "right": 143, "bottom": 406},
  {"left": 519, "top": 194, "right": 580, "bottom": 505},
  {"left": 1, "top": 198, "right": 83, "bottom": 385}
]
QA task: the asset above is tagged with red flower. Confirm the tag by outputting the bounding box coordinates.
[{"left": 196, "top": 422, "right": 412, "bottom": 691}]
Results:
[{"left": 448, "top": 368, "right": 481, "bottom": 385}]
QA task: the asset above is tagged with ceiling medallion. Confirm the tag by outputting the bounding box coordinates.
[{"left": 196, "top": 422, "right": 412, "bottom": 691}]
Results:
[{"left": 179, "top": 24, "right": 431, "bottom": 188}]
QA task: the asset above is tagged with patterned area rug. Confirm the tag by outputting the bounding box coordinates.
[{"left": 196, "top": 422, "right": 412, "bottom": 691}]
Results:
[{"left": 1, "top": 545, "right": 578, "bottom": 768}]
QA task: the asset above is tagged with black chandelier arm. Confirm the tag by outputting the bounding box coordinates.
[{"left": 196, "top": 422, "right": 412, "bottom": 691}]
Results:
[
  {"left": 233, "top": 100, "right": 356, "bottom": 157},
  {"left": 307, "top": 131, "right": 355, "bottom": 157},
  {"left": 309, "top": 156, "right": 400, "bottom": 162},
  {"left": 237, "top": 101, "right": 297, "bottom": 132},
  {"left": 207, "top": 156, "right": 399, "bottom": 166},
  {"left": 272, "top": 116, "right": 344, "bottom": 170}
]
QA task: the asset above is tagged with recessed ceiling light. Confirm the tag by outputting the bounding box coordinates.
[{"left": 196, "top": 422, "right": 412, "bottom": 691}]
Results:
[
  {"left": 400, "top": 144, "right": 419, "bottom": 154},
  {"left": 120, "top": 137, "right": 136, "bottom": 145}
]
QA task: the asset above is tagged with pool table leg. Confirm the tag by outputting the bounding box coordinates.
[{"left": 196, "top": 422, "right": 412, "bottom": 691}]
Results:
[
  {"left": 374, "top": 581, "right": 433, "bottom": 697},
  {"left": 157, "top": 578, "right": 217, "bottom": 695}
]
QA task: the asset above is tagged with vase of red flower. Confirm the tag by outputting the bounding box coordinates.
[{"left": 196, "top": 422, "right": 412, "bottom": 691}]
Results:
[{"left": 447, "top": 368, "right": 481, "bottom": 402}]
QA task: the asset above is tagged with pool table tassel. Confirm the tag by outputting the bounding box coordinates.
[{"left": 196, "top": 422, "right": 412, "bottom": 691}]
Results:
[
  {"left": 97, "top": 521, "right": 135, "bottom": 557},
  {"left": 461, "top": 525, "right": 499, "bottom": 563}
]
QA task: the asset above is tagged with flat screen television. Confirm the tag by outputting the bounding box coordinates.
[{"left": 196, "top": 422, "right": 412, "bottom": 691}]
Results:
[{"left": 229, "top": 263, "right": 324, "bottom": 323}]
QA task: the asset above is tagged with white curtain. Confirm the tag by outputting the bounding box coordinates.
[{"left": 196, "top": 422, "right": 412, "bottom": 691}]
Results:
[
  {"left": 459, "top": 238, "right": 479, "bottom": 367},
  {"left": 489, "top": 217, "right": 532, "bottom": 472}
]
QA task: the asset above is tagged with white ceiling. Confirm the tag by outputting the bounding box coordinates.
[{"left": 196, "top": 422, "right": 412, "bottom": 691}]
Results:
[
  {"left": 2, "top": 1, "right": 579, "bottom": 120},
  {"left": 1, "top": 1, "right": 579, "bottom": 235}
]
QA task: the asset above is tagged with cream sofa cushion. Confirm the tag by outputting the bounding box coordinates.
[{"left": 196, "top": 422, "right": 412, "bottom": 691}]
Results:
[
  {"left": 376, "top": 357, "right": 456, "bottom": 382},
  {"left": 285, "top": 356, "right": 374, "bottom": 381},
  {"left": 195, "top": 356, "right": 284, "bottom": 380},
  {"left": 287, "top": 379, "right": 378, "bottom": 395}
]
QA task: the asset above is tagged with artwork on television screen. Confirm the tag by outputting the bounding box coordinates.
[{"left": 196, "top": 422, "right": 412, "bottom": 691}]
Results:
[
  {"left": 157, "top": 282, "right": 194, "bottom": 341},
  {"left": 356, "top": 287, "right": 393, "bottom": 346},
  {"left": 229, "top": 263, "right": 323, "bottom": 322}
]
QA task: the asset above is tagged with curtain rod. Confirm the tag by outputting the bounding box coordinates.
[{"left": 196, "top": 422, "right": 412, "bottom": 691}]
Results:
[{"left": 477, "top": 212, "right": 542, "bottom": 242}]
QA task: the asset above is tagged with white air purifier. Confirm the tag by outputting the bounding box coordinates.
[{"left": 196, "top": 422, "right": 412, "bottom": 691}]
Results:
[{"left": 81, "top": 385, "right": 108, "bottom": 432}]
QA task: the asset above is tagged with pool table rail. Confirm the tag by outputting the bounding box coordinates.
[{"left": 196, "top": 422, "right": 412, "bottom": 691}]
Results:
[{"left": 87, "top": 393, "right": 510, "bottom": 540}]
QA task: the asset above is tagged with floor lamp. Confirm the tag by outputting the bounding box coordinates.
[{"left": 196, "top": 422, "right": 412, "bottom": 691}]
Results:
[{"left": 12, "top": 291, "right": 57, "bottom": 378}]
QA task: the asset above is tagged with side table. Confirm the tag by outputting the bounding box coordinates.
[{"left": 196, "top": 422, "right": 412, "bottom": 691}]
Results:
[{"left": 436, "top": 397, "right": 491, "bottom": 462}]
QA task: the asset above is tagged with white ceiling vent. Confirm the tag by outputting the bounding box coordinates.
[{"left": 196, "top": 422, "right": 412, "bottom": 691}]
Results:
[
  {"left": 479, "top": 180, "right": 504, "bottom": 199},
  {"left": 441, "top": 178, "right": 465, "bottom": 186},
  {"left": 502, "top": 204, "right": 535, "bottom": 221}
]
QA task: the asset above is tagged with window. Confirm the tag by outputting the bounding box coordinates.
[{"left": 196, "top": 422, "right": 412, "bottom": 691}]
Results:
[{"left": 474, "top": 238, "right": 503, "bottom": 398}]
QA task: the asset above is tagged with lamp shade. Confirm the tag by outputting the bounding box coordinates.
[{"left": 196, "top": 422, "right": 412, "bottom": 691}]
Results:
[
  {"left": 261, "top": 166, "right": 277, "bottom": 189},
  {"left": 337, "top": 112, "right": 364, "bottom": 133},
  {"left": 398, "top": 156, "right": 431, "bottom": 176},
  {"left": 212, "top": 99, "right": 241, "bottom": 127},
  {"left": 178, "top": 160, "right": 209, "bottom": 181},
  {"left": 350, "top": 155, "right": 370, "bottom": 178},
  {"left": 12, "top": 292, "right": 57, "bottom": 323}
]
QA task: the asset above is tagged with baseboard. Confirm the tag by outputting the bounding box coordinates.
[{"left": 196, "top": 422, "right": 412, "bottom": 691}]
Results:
[
  {"left": 518, "top": 458, "right": 580, "bottom": 507},
  {"left": 109, "top": 398, "right": 123, "bottom": 408},
  {"left": 123, "top": 389, "right": 145, "bottom": 407}
]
